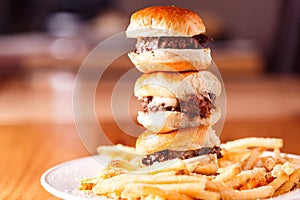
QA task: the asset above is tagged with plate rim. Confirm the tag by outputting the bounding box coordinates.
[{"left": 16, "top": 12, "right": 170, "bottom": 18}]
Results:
[{"left": 41, "top": 156, "right": 101, "bottom": 200}]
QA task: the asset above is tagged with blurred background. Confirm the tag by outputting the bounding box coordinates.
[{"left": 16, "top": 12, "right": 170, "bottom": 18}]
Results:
[{"left": 0, "top": 0, "right": 299, "bottom": 149}]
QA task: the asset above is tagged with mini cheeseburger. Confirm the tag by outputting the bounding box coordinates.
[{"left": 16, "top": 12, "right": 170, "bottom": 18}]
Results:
[
  {"left": 126, "top": 6, "right": 222, "bottom": 174},
  {"left": 126, "top": 6, "right": 213, "bottom": 73},
  {"left": 136, "top": 126, "right": 222, "bottom": 174},
  {"left": 134, "top": 71, "right": 221, "bottom": 133}
]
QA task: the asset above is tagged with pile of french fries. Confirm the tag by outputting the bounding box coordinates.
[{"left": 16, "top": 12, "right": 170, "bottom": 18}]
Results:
[{"left": 80, "top": 138, "right": 300, "bottom": 200}]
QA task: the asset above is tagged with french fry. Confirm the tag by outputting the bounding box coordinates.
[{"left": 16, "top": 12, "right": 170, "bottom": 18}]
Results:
[
  {"left": 239, "top": 172, "right": 267, "bottom": 190},
  {"left": 106, "top": 192, "right": 122, "bottom": 199},
  {"left": 124, "top": 182, "right": 220, "bottom": 200},
  {"left": 108, "top": 159, "right": 140, "bottom": 171},
  {"left": 190, "top": 190, "right": 220, "bottom": 200},
  {"left": 92, "top": 174, "right": 127, "bottom": 195},
  {"left": 220, "top": 149, "right": 251, "bottom": 163},
  {"left": 133, "top": 174, "right": 207, "bottom": 186},
  {"left": 79, "top": 177, "right": 101, "bottom": 190},
  {"left": 224, "top": 167, "right": 266, "bottom": 189},
  {"left": 274, "top": 148, "right": 281, "bottom": 161},
  {"left": 154, "top": 183, "right": 206, "bottom": 193},
  {"left": 268, "top": 170, "right": 289, "bottom": 191},
  {"left": 288, "top": 156, "right": 300, "bottom": 166},
  {"left": 83, "top": 137, "right": 300, "bottom": 200},
  {"left": 214, "top": 162, "right": 242, "bottom": 182},
  {"left": 141, "top": 194, "right": 165, "bottom": 200},
  {"left": 97, "top": 166, "right": 124, "bottom": 179},
  {"left": 186, "top": 160, "right": 218, "bottom": 175},
  {"left": 275, "top": 168, "right": 300, "bottom": 196},
  {"left": 259, "top": 156, "right": 276, "bottom": 171},
  {"left": 242, "top": 148, "right": 264, "bottom": 170},
  {"left": 218, "top": 161, "right": 233, "bottom": 169},
  {"left": 221, "top": 185, "right": 274, "bottom": 200},
  {"left": 206, "top": 179, "right": 232, "bottom": 192},
  {"left": 221, "top": 137, "right": 283, "bottom": 150},
  {"left": 282, "top": 161, "right": 299, "bottom": 175},
  {"left": 92, "top": 172, "right": 207, "bottom": 195},
  {"left": 272, "top": 164, "right": 283, "bottom": 177},
  {"left": 123, "top": 183, "right": 194, "bottom": 200}
]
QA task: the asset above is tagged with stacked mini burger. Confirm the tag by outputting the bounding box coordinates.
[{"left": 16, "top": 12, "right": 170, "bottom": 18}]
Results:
[{"left": 126, "top": 6, "right": 222, "bottom": 174}]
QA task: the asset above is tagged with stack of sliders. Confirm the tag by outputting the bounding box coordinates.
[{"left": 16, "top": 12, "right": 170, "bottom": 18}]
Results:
[{"left": 126, "top": 6, "right": 222, "bottom": 174}]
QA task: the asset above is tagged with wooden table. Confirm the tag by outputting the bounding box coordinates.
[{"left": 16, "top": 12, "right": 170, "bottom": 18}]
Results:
[
  {"left": 0, "top": 74, "right": 299, "bottom": 199},
  {"left": 1, "top": 120, "right": 300, "bottom": 199},
  {"left": 0, "top": 124, "right": 89, "bottom": 199}
]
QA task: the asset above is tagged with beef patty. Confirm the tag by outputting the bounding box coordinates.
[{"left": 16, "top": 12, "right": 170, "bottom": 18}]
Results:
[
  {"left": 141, "top": 93, "right": 216, "bottom": 119},
  {"left": 136, "top": 34, "right": 213, "bottom": 53}
]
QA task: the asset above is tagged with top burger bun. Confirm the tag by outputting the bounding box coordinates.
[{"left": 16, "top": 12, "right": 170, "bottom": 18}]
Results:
[{"left": 126, "top": 6, "right": 206, "bottom": 38}]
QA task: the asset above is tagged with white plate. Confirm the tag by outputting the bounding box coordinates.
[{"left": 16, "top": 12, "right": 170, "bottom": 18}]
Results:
[{"left": 41, "top": 153, "right": 300, "bottom": 200}]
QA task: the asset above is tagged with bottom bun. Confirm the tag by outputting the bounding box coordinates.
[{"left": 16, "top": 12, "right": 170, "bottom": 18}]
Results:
[
  {"left": 136, "top": 126, "right": 220, "bottom": 154},
  {"left": 137, "top": 108, "right": 221, "bottom": 133},
  {"left": 128, "top": 48, "right": 212, "bottom": 73}
]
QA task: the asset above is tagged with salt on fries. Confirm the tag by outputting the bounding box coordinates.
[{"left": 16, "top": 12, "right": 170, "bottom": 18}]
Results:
[{"left": 80, "top": 137, "right": 300, "bottom": 200}]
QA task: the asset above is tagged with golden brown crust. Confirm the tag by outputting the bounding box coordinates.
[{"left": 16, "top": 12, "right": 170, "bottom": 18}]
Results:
[
  {"left": 136, "top": 126, "right": 220, "bottom": 154},
  {"left": 126, "top": 6, "right": 205, "bottom": 37}
]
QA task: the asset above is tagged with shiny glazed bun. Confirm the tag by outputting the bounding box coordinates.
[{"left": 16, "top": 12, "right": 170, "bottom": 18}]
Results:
[
  {"left": 126, "top": 6, "right": 206, "bottom": 38},
  {"left": 136, "top": 126, "right": 220, "bottom": 154}
]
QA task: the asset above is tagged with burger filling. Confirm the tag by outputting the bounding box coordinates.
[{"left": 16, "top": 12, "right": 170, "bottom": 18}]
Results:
[
  {"left": 142, "top": 146, "right": 222, "bottom": 166},
  {"left": 140, "top": 93, "right": 216, "bottom": 119},
  {"left": 136, "top": 34, "right": 212, "bottom": 53}
]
